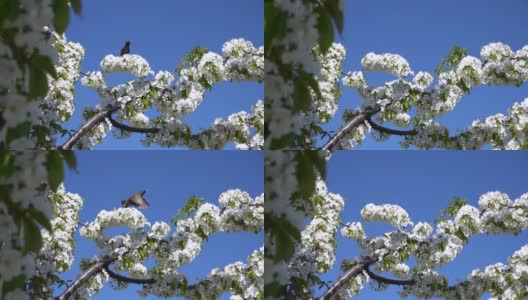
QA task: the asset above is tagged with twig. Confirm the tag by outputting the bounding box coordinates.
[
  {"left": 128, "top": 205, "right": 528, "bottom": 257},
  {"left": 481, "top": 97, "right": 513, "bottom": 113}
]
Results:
[
  {"left": 55, "top": 256, "right": 118, "bottom": 300},
  {"left": 320, "top": 108, "right": 380, "bottom": 151},
  {"left": 58, "top": 104, "right": 121, "bottom": 150},
  {"left": 318, "top": 258, "right": 376, "bottom": 300},
  {"left": 363, "top": 266, "right": 416, "bottom": 286},
  {"left": 107, "top": 115, "right": 159, "bottom": 133},
  {"left": 103, "top": 265, "right": 156, "bottom": 285},
  {"left": 366, "top": 115, "right": 417, "bottom": 136}
]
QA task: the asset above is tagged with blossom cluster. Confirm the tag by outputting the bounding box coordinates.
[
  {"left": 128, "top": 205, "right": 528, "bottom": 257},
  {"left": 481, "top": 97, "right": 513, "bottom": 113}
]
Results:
[
  {"left": 288, "top": 179, "right": 345, "bottom": 298},
  {"left": 79, "top": 39, "right": 263, "bottom": 150},
  {"left": 264, "top": 0, "right": 324, "bottom": 149},
  {"left": 74, "top": 189, "right": 263, "bottom": 299},
  {"left": 35, "top": 33, "right": 85, "bottom": 148},
  {"left": 336, "top": 191, "right": 528, "bottom": 298},
  {"left": 335, "top": 42, "right": 528, "bottom": 149},
  {"left": 0, "top": 151, "right": 51, "bottom": 299},
  {"left": 32, "top": 186, "right": 84, "bottom": 299},
  {"left": 402, "top": 97, "right": 528, "bottom": 149},
  {"left": 0, "top": 0, "right": 57, "bottom": 149},
  {"left": 361, "top": 53, "right": 413, "bottom": 77},
  {"left": 264, "top": 150, "right": 329, "bottom": 299}
]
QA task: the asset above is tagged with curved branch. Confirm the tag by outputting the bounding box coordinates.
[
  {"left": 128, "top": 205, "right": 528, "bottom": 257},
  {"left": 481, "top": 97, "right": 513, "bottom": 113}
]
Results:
[
  {"left": 58, "top": 104, "right": 121, "bottom": 150},
  {"left": 363, "top": 266, "right": 416, "bottom": 286},
  {"left": 320, "top": 108, "right": 380, "bottom": 151},
  {"left": 318, "top": 258, "right": 376, "bottom": 300},
  {"left": 55, "top": 256, "right": 117, "bottom": 300},
  {"left": 103, "top": 265, "right": 156, "bottom": 285},
  {"left": 108, "top": 114, "right": 159, "bottom": 133},
  {"left": 366, "top": 115, "right": 417, "bottom": 136}
]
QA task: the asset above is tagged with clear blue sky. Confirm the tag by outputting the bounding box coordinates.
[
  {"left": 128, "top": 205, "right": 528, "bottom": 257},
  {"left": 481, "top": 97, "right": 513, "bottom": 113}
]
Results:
[
  {"left": 318, "top": 151, "right": 528, "bottom": 299},
  {"left": 320, "top": 0, "right": 528, "bottom": 149},
  {"left": 60, "top": 151, "right": 263, "bottom": 299},
  {"left": 59, "top": 1, "right": 263, "bottom": 149}
]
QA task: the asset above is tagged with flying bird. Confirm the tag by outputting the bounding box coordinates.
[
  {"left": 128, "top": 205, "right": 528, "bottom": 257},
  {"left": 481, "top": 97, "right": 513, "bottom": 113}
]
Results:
[
  {"left": 120, "top": 40, "right": 131, "bottom": 56},
  {"left": 122, "top": 190, "right": 149, "bottom": 208}
]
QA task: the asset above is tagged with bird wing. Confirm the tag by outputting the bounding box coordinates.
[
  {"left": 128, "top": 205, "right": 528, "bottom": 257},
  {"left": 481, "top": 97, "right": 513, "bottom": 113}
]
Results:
[{"left": 138, "top": 197, "right": 149, "bottom": 208}]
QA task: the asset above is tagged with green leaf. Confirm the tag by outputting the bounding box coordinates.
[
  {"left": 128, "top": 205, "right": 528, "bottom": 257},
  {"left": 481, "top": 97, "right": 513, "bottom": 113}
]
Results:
[
  {"left": 59, "top": 150, "right": 77, "bottom": 171},
  {"left": 27, "top": 205, "right": 52, "bottom": 232},
  {"left": 273, "top": 216, "right": 300, "bottom": 262},
  {"left": 5, "top": 121, "right": 31, "bottom": 146},
  {"left": 303, "top": 70, "right": 322, "bottom": 99},
  {"left": 70, "top": 0, "right": 82, "bottom": 16},
  {"left": 264, "top": 2, "right": 276, "bottom": 55},
  {"left": 316, "top": 6, "right": 334, "bottom": 54},
  {"left": 264, "top": 282, "right": 282, "bottom": 298},
  {"left": 1, "top": 274, "right": 26, "bottom": 298},
  {"left": 46, "top": 151, "right": 64, "bottom": 192},
  {"left": 269, "top": 133, "right": 294, "bottom": 149},
  {"left": 324, "top": 0, "right": 344, "bottom": 35},
  {"left": 175, "top": 195, "right": 204, "bottom": 222},
  {"left": 52, "top": 0, "right": 69, "bottom": 34},
  {"left": 33, "top": 53, "right": 57, "bottom": 79},
  {"left": 24, "top": 218, "right": 43, "bottom": 253},
  {"left": 308, "top": 151, "right": 326, "bottom": 180},
  {"left": 29, "top": 65, "right": 49, "bottom": 99},
  {"left": 0, "top": 151, "right": 15, "bottom": 177},
  {"left": 295, "top": 152, "right": 317, "bottom": 199},
  {"left": 293, "top": 76, "right": 311, "bottom": 113}
]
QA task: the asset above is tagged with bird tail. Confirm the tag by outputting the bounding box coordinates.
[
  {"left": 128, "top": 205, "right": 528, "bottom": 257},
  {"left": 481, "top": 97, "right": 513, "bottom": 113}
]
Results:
[{"left": 121, "top": 200, "right": 127, "bottom": 207}]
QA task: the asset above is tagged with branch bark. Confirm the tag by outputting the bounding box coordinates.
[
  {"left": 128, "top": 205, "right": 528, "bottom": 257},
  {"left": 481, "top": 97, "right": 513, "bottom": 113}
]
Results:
[
  {"left": 108, "top": 114, "right": 159, "bottom": 133},
  {"left": 103, "top": 265, "right": 156, "bottom": 285},
  {"left": 320, "top": 108, "right": 380, "bottom": 151},
  {"left": 58, "top": 104, "right": 121, "bottom": 150},
  {"left": 363, "top": 266, "right": 416, "bottom": 286},
  {"left": 318, "top": 258, "right": 376, "bottom": 300},
  {"left": 366, "top": 115, "right": 417, "bottom": 136},
  {"left": 55, "top": 256, "right": 117, "bottom": 300}
]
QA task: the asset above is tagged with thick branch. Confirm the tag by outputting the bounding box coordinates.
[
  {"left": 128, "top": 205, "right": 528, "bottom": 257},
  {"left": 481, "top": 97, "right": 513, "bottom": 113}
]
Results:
[
  {"left": 55, "top": 256, "right": 117, "bottom": 300},
  {"left": 59, "top": 105, "right": 121, "bottom": 150},
  {"left": 320, "top": 108, "right": 380, "bottom": 151},
  {"left": 318, "top": 258, "right": 376, "bottom": 300},
  {"left": 108, "top": 114, "right": 159, "bottom": 133},
  {"left": 363, "top": 266, "right": 416, "bottom": 286},
  {"left": 103, "top": 265, "right": 156, "bottom": 285},
  {"left": 366, "top": 115, "right": 417, "bottom": 136}
]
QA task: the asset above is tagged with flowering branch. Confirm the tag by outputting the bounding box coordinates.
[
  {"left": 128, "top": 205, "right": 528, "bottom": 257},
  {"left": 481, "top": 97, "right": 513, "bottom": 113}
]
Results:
[
  {"left": 103, "top": 265, "right": 156, "bottom": 285},
  {"left": 108, "top": 114, "right": 159, "bottom": 133},
  {"left": 363, "top": 265, "right": 416, "bottom": 286},
  {"left": 320, "top": 107, "right": 380, "bottom": 151},
  {"left": 318, "top": 257, "right": 376, "bottom": 300},
  {"left": 59, "top": 104, "right": 121, "bottom": 150},
  {"left": 366, "top": 115, "right": 417, "bottom": 136},
  {"left": 55, "top": 256, "right": 117, "bottom": 300}
]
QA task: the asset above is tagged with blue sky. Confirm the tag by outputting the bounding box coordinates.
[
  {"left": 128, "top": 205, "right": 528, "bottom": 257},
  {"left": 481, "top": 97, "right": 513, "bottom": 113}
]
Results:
[
  {"left": 59, "top": 1, "right": 263, "bottom": 149},
  {"left": 316, "top": 151, "right": 528, "bottom": 299},
  {"left": 60, "top": 151, "right": 263, "bottom": 299},
  {"left": 320, "top": 0, "right": 528, "bottom": 149}
]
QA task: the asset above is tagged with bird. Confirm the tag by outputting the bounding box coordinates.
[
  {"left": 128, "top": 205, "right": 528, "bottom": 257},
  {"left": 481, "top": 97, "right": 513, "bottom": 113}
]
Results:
[
  {"left": 120, "top": 40, "right": 131, "bottom": 56},
  {"left": 121, "top": 190, "right": 149, "bottom": 208}
]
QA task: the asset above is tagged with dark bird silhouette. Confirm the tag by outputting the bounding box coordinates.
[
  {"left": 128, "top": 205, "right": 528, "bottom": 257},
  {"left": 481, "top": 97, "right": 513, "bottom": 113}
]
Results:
[
  {"left": 120, "top": 41, "right": 131, "bottom": 56},
  {"left": 121, "top": 190, "right": 149, "bottom": 208}
]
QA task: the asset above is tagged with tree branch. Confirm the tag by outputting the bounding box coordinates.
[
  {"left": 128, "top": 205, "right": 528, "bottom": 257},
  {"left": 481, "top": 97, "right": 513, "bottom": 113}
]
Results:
[
  {"left": 55, "top": 256, "right": 117, "bottom": 300},
  {"left": 107, "top": 114, "right": 159, "bottom": 133},
  {"left": 318, "top": 258, "right": 376, "bottom": 300},
  {"left": 363, "top": 266, "right": 416, "bottom": 286},
  {"left": 58, "top": 104, "right": 121, "bottom": 150},
  {"left": 103, "top": 265, "right": 156, "bottom": 285},
  {"left": 320, "top": 108, "right": 380, "bottom": 151},
  {"left": 366, "top": 115, "right": 417, "bottom": 136}
]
